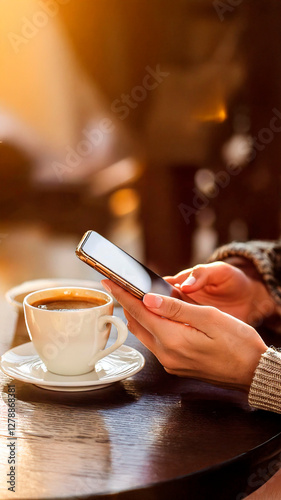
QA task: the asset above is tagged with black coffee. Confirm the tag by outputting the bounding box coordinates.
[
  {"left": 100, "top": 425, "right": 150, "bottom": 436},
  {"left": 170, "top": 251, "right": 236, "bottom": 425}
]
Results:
[{"left": 32, "top": 296, "right": 106, "bottom": 311}]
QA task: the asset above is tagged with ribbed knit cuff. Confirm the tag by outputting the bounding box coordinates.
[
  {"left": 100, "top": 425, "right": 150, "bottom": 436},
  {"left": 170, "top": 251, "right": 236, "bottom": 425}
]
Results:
[{"left": 248, "top": 347, "right": 281, "bottom": 413}]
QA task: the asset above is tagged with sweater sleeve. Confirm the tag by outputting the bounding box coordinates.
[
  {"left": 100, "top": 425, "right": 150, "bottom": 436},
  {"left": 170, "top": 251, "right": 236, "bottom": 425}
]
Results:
[
  {"left": 208, "top": 240, "right": 281, "bottom": 413},
  {"left": 248, "top": 347, "right": 281, "bottom": 414}
]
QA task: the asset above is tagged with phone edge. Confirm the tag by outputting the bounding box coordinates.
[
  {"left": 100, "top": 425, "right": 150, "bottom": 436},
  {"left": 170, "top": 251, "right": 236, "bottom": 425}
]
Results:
[{"left": 75, "top": 231, "right": 144, "bottom": 300}]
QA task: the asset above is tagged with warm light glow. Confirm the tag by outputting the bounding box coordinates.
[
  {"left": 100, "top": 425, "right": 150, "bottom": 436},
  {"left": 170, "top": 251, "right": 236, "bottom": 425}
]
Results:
[
  {"left": 0, "top": 0, "right": 95, "bottom": 149},
  {"left": 222, "top": 134, "right": 251, "bottom": 166},
  {"left": 90, "top": 158, "right": 143, "bottom": 197},
  {"left": 193, "top": 106, "right": 227, "bottom": 123},
  {"left": 194, "top": 169, "right": 216, "bottom": 194},
  {"left": 109, "top": 188, "right": 140, "bottom": 217}
]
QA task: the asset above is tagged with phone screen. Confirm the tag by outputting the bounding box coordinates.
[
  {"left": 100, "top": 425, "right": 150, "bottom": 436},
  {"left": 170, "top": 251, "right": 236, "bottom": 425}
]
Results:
[{"left": 79, "top": 231, "right": 175, "bottom": 297}]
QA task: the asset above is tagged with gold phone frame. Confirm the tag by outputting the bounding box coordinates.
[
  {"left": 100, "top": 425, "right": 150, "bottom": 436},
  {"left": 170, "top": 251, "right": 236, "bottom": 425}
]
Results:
[{"left": 76, "top": 231, "right": 144, "bottom": 300}]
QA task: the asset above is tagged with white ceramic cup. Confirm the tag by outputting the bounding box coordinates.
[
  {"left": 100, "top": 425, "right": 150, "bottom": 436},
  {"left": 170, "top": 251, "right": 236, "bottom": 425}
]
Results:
[{"left": 23, "top": 287, "right": 128, "bottom": 376}]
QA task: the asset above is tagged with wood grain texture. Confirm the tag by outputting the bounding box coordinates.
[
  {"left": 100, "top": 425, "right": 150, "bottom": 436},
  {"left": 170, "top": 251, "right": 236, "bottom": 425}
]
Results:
[{"left": 1, "top": 302, "right": 281, "bottom": 500}]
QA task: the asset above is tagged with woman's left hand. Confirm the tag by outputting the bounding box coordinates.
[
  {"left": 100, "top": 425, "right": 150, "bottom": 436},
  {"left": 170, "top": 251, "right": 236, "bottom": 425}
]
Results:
[
  {"left": 165, "top": 261, "right": 276, "bottom": 326},
  {"left": 102, "top": 280, "right": 267, "bottom": 392}
]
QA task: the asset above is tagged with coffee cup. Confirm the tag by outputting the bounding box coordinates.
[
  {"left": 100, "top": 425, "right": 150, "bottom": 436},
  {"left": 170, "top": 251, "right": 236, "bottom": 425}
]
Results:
[{"left": 23, "top": 287, "right": 128, "bottom": 376}]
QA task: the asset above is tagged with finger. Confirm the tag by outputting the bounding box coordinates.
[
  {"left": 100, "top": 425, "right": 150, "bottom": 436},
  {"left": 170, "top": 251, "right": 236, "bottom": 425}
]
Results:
[
  {"left": 124, "top": 310, "right": 156, "bottom": 352},
  {"left": 142, "top": 292, "right": 245, "bottom": 337},
  {"left": 180, "top": 262, "right": 232, "bottom": 292},
  {"left": 163, "top": 276, "right": 198, "bottom": 304},
  {"left": 101, "top": 279, "right": 170, "bottom": 337},
  {"left": 164, "top": 269, "right": 193, "bottom": 285},
  {"left": 102, "top": 279, "right": 216, "bottom": 342},
  {"left": 170, "top": 286, "right": 198, "bottom": 304}
]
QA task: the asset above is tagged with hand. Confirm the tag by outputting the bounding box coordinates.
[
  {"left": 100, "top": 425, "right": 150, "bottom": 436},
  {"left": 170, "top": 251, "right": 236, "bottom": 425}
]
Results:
[
  {"left": 165, "top": 261, "right": 276, "bottom": 326},
  {"left": 102, "top": 279, "right": 267, "bottom": 392}
]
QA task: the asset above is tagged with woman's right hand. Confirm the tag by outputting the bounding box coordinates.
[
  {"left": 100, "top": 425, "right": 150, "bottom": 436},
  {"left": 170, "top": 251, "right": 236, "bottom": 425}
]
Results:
[
  {"left": 102, "top": 279, "right": 267, "bottom": 392},
  {"left": 165, "top": 261, "right": 276, "bottom": 326}
]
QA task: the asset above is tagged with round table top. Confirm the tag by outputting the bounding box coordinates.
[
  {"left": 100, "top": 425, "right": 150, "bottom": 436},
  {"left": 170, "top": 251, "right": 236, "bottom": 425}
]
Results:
[{"left": 1, "top": 305, "right": 281, "bottom": 500}]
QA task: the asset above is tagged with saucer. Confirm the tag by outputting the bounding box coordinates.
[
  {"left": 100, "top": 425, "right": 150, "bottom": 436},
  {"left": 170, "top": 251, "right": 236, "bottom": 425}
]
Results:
[
  {"left": 0, "top": 342, "right": 145, "bottom": 392},
  {"left": 5, "top": 278, "right": 117, "bottom": 312}
]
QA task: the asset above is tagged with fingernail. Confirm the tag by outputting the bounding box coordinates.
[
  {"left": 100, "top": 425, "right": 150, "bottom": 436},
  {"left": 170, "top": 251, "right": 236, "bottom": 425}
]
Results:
[
  {"left": 143, "top": 294, "right": 163, "bottom": 308},
  {"left": 101, "top": 280, "right": 112, "bottom": 292},
  {"left": 181, "top": 275, "right": 196, "bottom": 287}
]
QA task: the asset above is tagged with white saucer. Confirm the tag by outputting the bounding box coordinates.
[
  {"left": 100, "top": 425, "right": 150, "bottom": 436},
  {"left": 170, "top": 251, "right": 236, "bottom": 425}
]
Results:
[
  {"left": 5, "top": 278, "right": 117, "bottom": 312},
  {"left": 0, "top": 342, "right": 145, "bottom": 392}
]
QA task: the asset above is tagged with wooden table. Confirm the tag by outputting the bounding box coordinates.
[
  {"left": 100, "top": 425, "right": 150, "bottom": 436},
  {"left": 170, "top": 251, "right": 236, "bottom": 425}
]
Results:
[{"left": 1, "top": 299, "right": 281, "bottom": 500}]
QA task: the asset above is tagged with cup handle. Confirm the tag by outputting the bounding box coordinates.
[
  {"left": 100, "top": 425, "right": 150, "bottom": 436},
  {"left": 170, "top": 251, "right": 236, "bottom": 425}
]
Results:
[{"left": 88, "top": 315, "right": 128, "bottom": 366}]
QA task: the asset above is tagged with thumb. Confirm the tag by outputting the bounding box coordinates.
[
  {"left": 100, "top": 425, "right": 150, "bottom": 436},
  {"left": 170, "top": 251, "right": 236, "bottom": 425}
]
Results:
[
  {"left": 180, "top": 262, "right": 229, "bottom": 292},
  {"left": 180, "top": 265, "right": 210, "bottom": 292}
]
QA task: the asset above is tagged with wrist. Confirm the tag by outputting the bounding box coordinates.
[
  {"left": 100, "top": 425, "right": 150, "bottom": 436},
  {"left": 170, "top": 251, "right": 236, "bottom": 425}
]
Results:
[
  {"left": 224, "top": 256, "right": 263, "bottom": 281},
  {"left": 246, "top": 280, "right": 277, "bottom": 327},
  {"left": 239, "top": 335, "right": 267, "bottom": 391},
  {"left": 224, "top": 257, "right": 277, "bottom": 326}
]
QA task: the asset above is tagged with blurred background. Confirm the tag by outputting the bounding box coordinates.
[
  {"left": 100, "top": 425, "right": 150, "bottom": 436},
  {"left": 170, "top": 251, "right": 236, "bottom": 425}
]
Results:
[{"left": 1, "top": 0, "right": 281, "bottom": 292}]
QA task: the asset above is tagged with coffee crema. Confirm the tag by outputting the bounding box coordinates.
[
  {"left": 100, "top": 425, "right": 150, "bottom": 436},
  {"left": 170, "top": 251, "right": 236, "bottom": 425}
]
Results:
[{"left": 32, "top": 296, "right": 107, "bottom": 311}]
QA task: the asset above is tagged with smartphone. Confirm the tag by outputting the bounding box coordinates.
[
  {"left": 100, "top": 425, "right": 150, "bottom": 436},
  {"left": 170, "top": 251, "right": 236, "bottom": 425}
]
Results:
[{"left": 75, "top": 230, "right": 178, "bottom": 300}]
